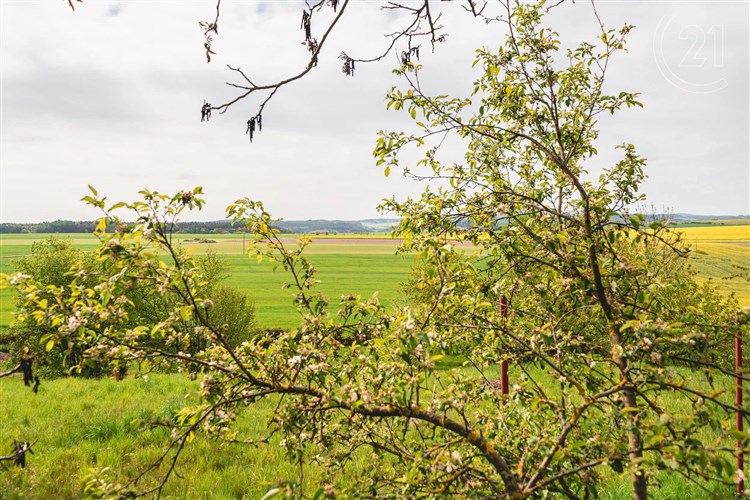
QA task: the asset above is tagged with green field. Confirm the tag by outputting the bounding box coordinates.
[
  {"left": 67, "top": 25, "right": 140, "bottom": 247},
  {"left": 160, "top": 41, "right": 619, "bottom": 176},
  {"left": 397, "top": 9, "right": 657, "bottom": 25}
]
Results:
[
  {"left": 2, "top": 225, "right": 748, "bottom": 331},
  {"left": 0, "top": 234, "right": 414, "bottom": 331}
]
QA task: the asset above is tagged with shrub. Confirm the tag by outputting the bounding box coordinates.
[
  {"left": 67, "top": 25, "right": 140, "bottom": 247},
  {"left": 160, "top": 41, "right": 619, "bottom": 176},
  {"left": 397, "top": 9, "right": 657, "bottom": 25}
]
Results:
[
  {"left": 204, "top": 285, "right": 256, "bottom": 349},
  {"left": 9, "top": 237, "right": 102, "bottom": 378}
]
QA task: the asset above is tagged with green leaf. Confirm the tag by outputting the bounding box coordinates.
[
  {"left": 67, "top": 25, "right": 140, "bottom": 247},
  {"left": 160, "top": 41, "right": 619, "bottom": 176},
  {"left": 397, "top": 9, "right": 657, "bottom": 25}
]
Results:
[
  {"left": 261, "top": 488, "right": 281, "bottom": 500},
  {"left": 730, "top": 429, "right": 750, "bottom": 442},
  {"left": 179, "top": 308, "right": 192, "bottom": 322}
]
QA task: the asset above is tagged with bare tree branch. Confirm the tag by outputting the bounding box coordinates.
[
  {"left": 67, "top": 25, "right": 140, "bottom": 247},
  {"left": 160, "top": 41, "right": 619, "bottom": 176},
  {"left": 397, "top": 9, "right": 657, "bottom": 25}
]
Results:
[{"left": 0, "top": 441, "right": 37, "bottom": 468}]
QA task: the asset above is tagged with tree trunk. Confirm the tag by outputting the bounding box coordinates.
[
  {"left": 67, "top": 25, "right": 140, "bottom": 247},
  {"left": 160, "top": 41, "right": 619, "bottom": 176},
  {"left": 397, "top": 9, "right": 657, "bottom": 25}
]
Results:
[
  {"left": 623, "top": 386, "right": 648, "bottom": 499},
  {"left": 609, "top": 324, "right": 648, "bottom": 500}
]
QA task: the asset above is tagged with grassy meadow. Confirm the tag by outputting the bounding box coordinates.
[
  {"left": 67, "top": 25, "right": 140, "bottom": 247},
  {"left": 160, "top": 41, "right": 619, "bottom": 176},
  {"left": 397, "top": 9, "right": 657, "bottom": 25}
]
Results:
[
  {"left": 0, "top": 361, "right": 737, "bottom": 498},
  {"left": 0, "top": 373, "right": 352, "bottom": 499},
  {"left": 2, "top": 222, "right": 747, "bottom": 330},
  {"left": 0, "top": 223, "right": 748, "bottom": 498},
  {"left": 0, "top": 233, "right": 414, "bottom": 331}
]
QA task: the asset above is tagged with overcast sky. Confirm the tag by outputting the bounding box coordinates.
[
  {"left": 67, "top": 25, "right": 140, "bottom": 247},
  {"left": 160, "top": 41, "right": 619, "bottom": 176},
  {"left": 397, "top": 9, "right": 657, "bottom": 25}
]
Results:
[{"left": 1, "top": 0, "right": 748, "bottom": 223}]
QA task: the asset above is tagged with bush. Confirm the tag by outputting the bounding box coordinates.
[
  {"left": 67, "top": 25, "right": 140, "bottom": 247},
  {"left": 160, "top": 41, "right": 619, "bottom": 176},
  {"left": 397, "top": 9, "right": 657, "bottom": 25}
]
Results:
[
  {"left": 8, "top": 240, "right": 257, "bottom": 376},
  {"left": 204, "top": 285, "right": 256, "bottom": 348},
  {"left": 8, "top": 237, "right": 103, "bottom": 378},
  {"left": 121, "top": 251, "right": 254, "bottom": 357}
]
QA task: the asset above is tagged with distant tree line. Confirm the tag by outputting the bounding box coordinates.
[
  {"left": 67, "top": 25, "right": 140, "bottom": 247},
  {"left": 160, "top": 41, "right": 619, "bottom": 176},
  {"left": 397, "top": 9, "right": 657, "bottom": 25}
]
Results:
[
  {"left": 0, "top": 220, "right": 238, "bottom": 234},
  {"left": 0, "top": 220, "right": 382, "bottom": 234},
  {"left": 273, "top": 220, "right": 374, "bottom": 234},
  {"left": 0, "top": 220, "right": 100, "bottom": 234},
  {"left": 5, "top": 215, "right": 741, "bottom": 236}
]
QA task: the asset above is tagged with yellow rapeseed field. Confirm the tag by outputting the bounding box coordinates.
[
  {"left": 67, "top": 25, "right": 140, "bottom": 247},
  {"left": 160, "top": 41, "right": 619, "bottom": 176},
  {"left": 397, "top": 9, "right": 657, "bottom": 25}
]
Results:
[{"left": 678, "top": 223, "right": 750, "bottom": 305}]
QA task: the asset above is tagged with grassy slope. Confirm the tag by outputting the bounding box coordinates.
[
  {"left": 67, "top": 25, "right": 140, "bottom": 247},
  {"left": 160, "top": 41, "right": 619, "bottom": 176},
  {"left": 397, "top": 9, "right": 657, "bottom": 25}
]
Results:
[
  {"left": 0, "top": 364, "right": 735, "bottom": 498},
  {"left": 0, "top": 373, "right": 345, "bottom": 499}
]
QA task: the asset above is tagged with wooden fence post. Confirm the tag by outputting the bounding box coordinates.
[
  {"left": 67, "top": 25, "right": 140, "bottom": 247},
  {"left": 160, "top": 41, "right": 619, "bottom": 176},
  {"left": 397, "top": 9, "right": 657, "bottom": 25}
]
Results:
[{"left": 737, "top": 324, "right": 744, "bottom": 496}]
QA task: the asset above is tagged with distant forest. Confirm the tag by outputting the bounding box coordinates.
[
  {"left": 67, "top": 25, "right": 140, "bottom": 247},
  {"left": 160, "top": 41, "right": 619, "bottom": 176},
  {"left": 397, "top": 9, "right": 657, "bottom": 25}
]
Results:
[
  {"left": 1, "top": 214, "right": 745, "bottom": 235},
  {"left": 0, "top": 219, "right": 401, "bottom": 235}
]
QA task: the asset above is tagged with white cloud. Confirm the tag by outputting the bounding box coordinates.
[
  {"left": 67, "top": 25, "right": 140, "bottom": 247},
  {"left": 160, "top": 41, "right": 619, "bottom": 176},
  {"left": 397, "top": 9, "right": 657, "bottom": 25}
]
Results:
[{"left": 1, "top": 1, "right": 747, "bottom": 223}]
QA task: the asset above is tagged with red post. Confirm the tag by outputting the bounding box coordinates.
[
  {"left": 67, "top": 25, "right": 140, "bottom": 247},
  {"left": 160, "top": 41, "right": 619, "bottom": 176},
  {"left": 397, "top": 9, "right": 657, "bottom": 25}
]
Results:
[
  {"left": 737, "top": 327, "right": 744, "bottom": 496},
  {"left": 499, "top": 294, "right": 509, "bottom": 397}
]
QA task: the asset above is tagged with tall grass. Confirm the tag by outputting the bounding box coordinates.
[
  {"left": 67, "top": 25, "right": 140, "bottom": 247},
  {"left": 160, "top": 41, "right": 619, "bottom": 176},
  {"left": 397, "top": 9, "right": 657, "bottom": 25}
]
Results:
[
  {"left": 0, "top": 362, "right": 739, "bottom": 498},
  {"left": 0, "top": 373, "right": 349, "bottom": 499}
]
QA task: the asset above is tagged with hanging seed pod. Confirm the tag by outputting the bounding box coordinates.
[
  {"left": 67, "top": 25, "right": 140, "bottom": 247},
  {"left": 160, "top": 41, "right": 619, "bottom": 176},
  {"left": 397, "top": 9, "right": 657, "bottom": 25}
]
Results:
[
  {"left": 201, "top": 101, "right": 212, "bottom": 122},
  {"left": 246, "top": 114, "right": 262, "bottom": 142},
  {"left": 301, "top": 11, "right": 312, "bottom": 42},
  {"left": 339, "top": 52, "right": 354, "bottom": 76},
  {"left": 246, "top": 117, "right": 256, "bottom": 142}
]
